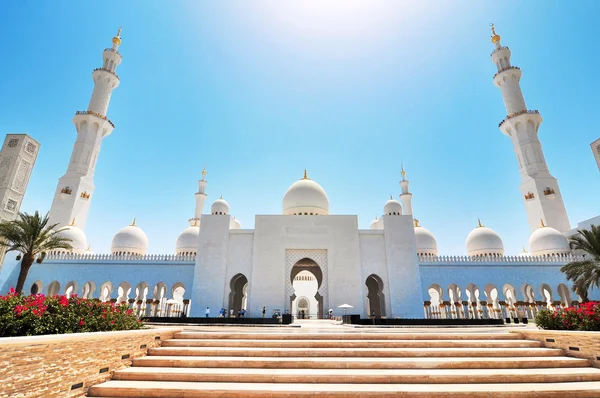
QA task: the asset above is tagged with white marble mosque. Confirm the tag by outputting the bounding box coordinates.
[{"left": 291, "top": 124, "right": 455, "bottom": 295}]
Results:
[{"left": 0, "top": 26, "right": 598, "bottom": 320}]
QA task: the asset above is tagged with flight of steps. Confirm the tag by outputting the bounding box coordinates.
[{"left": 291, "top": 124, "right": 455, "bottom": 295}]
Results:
[{"left": 88, "top": 329, "right": 600, "bottom": 397}]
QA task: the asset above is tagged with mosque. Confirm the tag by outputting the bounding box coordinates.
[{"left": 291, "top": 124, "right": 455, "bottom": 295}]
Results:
[{"left": 0, "top": 26, "right": 598, "bottom": 320}]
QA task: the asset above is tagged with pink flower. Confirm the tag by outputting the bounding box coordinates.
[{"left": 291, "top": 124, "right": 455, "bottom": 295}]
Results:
[{"left": 78, "top": 319, "right": 85, "bottom": 326}]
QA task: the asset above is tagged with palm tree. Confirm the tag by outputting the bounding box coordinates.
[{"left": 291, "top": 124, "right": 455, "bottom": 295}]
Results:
[
  {"left": 560, "top": 224, "right": 600, "bottom": 303},
  {"left": 0, "top": 211, "right": 73, "bottom": 294}
]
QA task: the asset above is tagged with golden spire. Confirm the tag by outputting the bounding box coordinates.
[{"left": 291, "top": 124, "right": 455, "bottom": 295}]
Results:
[
  {"left": 414, "top": 218, "right": 420, "bottom": 227},
  {"left": 130, "top": 218, "right": 137, "bottom": 227},
  {"left": 522, "top": 246, "right": 527, "bottom": 253},
  {"left": 112, "top": 26, "right": 122, "bottom": 46},
  {"left": 193, "top": 219, "right": 199, "bottom": 227},
  {"left": 390, "top": 195, "right": 393, "bottom": 200},
  {"left": 302, "top": 169, "right": 309, "bottom": 180},
  {"left": 477, "top": 218, "right": 483, "bottom": 228},
  {"left": 87, "top": 245, "right": 91, "bottom": 251},
  {"left": 201, "top": 164, "right": 206, "bottom": 180},
  {"left": 220, "top": 195, "right": 223, "bottom": 200},
  {"left": 70, "top": 218, "right": 76, "bottom": 226},
  {"left": 490, "top": 23, "right": 501, "bottom": 44},
  {"left": 401, "top": 163, "right": 406, "bottom": 179},
  {"left": 540, "top": 219, "right": 546, "bottom": 227}
]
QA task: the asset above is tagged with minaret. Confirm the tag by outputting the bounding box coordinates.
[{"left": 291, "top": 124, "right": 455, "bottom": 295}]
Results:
[
  {"left": 490, "top": 24, "right": 570, "bottom": 233},
  {"left": 399, "top": 164, "right": 413, "bottom": 216},
  {"left": 48, "top": 27, "right": 123, "bottom": 230},
  {"left": 190, "top": 165, "right": 208, "bottom": 225}
]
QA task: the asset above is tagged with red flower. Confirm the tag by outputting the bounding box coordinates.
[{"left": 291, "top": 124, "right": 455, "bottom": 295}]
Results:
[
  {"left": 79, "top": 319, "right": 85, "bottom": 326},
  {"left": 59, "top": 296, "right": 69, "bottom": 307}
]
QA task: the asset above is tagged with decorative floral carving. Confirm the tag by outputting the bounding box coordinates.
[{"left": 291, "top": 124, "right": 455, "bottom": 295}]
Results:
[
  {"left": 12, "top": 160, "right": 30, "bottom": 193},
  {"left": 7, "top": 139, "right": 18, "bottom": 148},
  {"left": 6, "top": 199, "right": 17, "bottom": 211},
  {"left": 25, "top": 142, "right": 36, "bottom": 154}
]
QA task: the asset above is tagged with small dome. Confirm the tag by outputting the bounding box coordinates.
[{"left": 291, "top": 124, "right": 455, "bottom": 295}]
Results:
[
  {"left": 55, "top": 224, "right": 87, "bottom": 254},
  {"left": 414, "top": 220, "right": 438, "bottom": 256},
  {"left": 370, "top": 217, "right": 383, "bottom": 230},
  {"left": 466, "top": 220, "right": 504, "bottom": 257},
  {"left": 211, "top": 197, "right": 230, "bottom": 215},
  {"left": 176, "top": 225, "right": 199, "bottom": 255},
  {"left": 384, "top": 197, "right": 402, "bottom": 216},
  {"left": 282, "top": 171, "right": 329, "bottom": 215},
  {"left": 529, "top": 223, "right": 570, "bottom": 256},
  {"left": 230, "top": 217, "right": 242, "bottom": 229},
  {"left": 111, "top": 219, "right": 148, "bottom": 256},
  {"left": 517, "top": 247, "right": 530, "bottom": 257}
]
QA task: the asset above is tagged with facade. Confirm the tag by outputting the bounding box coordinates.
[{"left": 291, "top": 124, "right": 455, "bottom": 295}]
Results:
[
  {"left": 0, "top": 26, "right": 598, "bottom": 320},
  {"left": 592, "top": 138, "right": 600, "bottom": 172},
  {"left": 0, "top": 134, "right": 40, "bottom": 267}
]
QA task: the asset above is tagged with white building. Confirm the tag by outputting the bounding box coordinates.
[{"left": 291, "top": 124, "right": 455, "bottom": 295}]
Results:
[
  {"left": 592, "top": 138, "right": 600, "bottom": 172},
  {"left": 0, "top": 26, "right": 598, "bottom": 319}
]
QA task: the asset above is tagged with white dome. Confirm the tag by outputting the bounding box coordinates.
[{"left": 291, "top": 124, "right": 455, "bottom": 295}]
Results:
[
  {"left": 384, "top": 197, "right": 402, "bottom": 216},
  {"left": 55, "top": 225, "right": 87, "bottom": 253},
  {"left": 211, "top": 197, "right": 230, "bottom": 215},
  {"left": 370, "top": 217, "right": 383, "bottom": 230},
  {"left": 415, "top": 222, "right": 438, "bottom": 256},
  {"left": 466, "top": 221, "right": 504, "bottom": 257},
  {"left": 231, "top": 217, "right": 242, "bottom": 229},
  {"left": 529, "top": 225, "right": 570, "bottom": 256},
  {"left": 111, "top": 220, "right": 148, "bottom": 255},
  {"left": 176, "top": 225, "right": 199, "bottom": 255},
  {"left": 282, "top": 172, "right": 329, "bottom": 215}
]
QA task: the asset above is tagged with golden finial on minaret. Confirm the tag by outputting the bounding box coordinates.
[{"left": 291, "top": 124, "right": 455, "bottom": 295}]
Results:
[
  {"left": 112, "top": 26, "right": 122, "bottom": 46},
  {"left": 201, "top": 164, "right": 206, "bottom": 180},
  {"left": 302, "top": 169, "right": 309, "bottom": 180},
  {"left": 130, "top": 218, "right": 137, "bottom": 226},
  {"left": 87, "top": 245, "right": 91, "bottom": 251},
  {"left": 401, "top": 163, "right": 406, "bottom": 179},
  {"left": 540, "top": 219, "right": 546, "bottom": 227},
  {"left": 490, "top": 23, "right": 501, "bottom": 44},
  {"left": 522, "top": 246, "right": 527, "bottom": 253},
  {"left": 477, "top": 218, "right": 483, "bottom": 228},
  {"left": 193, "top": 219, "right": 199, "bottom": 227},
  {"left": 70, "top": 218, "right": 76, "bottom": 226},
  {"left": 414, "top": 218, "right": 420, "bottom": 227},
  {"left": 220, "top": 195, "right": 223, "bottom": 200}
]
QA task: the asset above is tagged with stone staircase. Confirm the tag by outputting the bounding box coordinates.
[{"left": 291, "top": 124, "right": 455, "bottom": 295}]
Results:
[{"left": 88, "top": 329, "right": 600, "bottom": 397}]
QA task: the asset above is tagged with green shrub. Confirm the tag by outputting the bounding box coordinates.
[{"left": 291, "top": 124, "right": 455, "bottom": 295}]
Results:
[
  {"left": 0, "top": 287, "right": 143, "bottom": 337},
  {"left": 535, "top": 302, "right": 600, "bottom": 331}
]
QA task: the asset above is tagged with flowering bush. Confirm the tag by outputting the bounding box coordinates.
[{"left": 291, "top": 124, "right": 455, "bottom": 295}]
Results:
[
  {"left": 0, "top": 288, "right": 144, "bottom": 337},
  {"left": 536, "top": 302, "right": 600, "bottom": 331}
]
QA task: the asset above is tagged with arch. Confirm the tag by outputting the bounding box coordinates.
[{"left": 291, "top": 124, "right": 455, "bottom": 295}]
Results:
[
  {"left": 64, "top": 281, "right": 78, "bottom": 298},
  {"left": 539, "top": 283, "right": 553, "bottom": 307},
  {"left": 134, "top": 281, "right": 149, "bottom": 301},
  {"left": 116, "top": 281, "right": 132, "bottom": 304},
  {"left": 99, "top": 281, "right": 113, "bottom": 302},
  {"left": 290, "top": 258, "right": 324, "bottom": 318},
  {"left": 521, "top": 283, "right": 536, "bottom": 303},
  {"left": 297, "top": 296, "right": 310, "bottom": 318},
  {"left": 47, "top": 280, "right": 61, "bottom": 296},
  {"left": 152, "top": 282, "right": 167, "bottom": 300},
  {"left": 502, "top": 284, "right": 517, "bottom": 305},
  {"left": 30, "top": 280, "right": 43, "bottom": 295},
  {"left": 465, "top": 283, "right": 481, "bottom": 319},
  {"left": 228, "top": 274, "right": 248, "bottom": 316},
  {"left": 557, "top": 283, "right": 572, "bottom": 306},
  {"left": 428, "top": 283, "right": 443, "bottom": 305},
  {"left": 366, "top": 274, "right": 386, "bottom": 318},
  {"left": 82, "top": 281, "right": 96, "bottom": 299}
]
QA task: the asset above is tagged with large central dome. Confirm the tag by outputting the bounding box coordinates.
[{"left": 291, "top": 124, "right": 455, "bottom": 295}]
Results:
[{"left": 282, "top": 171, "right": 329, "bottom": 215}]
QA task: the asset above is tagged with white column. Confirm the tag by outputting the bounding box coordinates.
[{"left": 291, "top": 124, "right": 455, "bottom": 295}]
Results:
[
  {"left": 190, "top": 166, "right": 208, "bottom": 225},
  {"left": 399, "top": 165, "right": 413, "bottom": 216},
  {"left": 490, "top": 25, "right": 570, "bottom": 233},
  {"left": 48, "top": 28, "right": 123, "bottom": 231}
]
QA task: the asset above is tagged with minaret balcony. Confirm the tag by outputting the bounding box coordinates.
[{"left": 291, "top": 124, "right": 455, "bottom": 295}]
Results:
[
  {"left": 493, "top": 66, "right": 520, "bottom": 79},
  {"left": 490, "top": 46, "right": 509, "bottom": 57},
  {"left": 104, "top": 48, "right": 121, "bottom": 56},
  {"left": 93, "top": 68, "right": 119, "bottom": 80},
  {"left": 498, "top": 109, "right": 539, "bottom": 128},
  {"left": 74, "top": 110, "right": 115, "bottom": 128}
]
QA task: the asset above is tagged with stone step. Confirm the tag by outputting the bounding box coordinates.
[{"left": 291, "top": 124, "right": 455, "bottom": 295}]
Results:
[
  {"left": 132, "top": 355, "right": 589, "bottom": 369},
  {"left": 148, "top": 346, "right": 563, "bottom": 358},
  {"left": 162, "top": 338, "right": 542, "bottom": 349},
  {"left": 173, "top": 331, "right": 519, "bottom": 341},
  {"left": 113, "top": 367, "right": 600, "bottom": 384},
  {"left": 87, "top": 380, "right": 600, "bottom": 397}
]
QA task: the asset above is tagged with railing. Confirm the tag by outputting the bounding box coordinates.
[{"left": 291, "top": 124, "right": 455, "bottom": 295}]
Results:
[
  {"left": 490, "top": 46, "right": 509, "bottom": 57},
  {"left": 45, "top": 252, "right": 196, "bottom": 262},
  {"left": 93, "top": 67, "right": 119, "bottom": 79},
  {"left": 498, "top": 109, "right": 540, "bottom": 128},
  {"left": 104, "top": 48, "right": 122, "bottom": 56},
  {"left": 493, "top": 65, "right": 520, "bottom": 79},
  {"left": 419, "top": 253, "right": 583, "bottom": 264},
  {"left": 74, "top": 110, "right": 115, "bottom": 128},
  {"left": 424, "top": 299, "right": 578, "bottom": 321}
]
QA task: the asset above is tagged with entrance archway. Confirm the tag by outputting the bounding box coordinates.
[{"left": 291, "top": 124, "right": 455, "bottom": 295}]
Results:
[
  {"left": 366, "top": 274, "right": 386, "bottom": 318},
  {"left": 290, "top": 258, "right": 324, "bottom": 319},
  {"left": 228, "top": 273, "right": 248, "bottom": 315}
]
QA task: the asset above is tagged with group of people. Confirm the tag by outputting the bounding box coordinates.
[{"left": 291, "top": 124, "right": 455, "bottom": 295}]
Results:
[{"left": 203, "top": 307, "right": 248, "bottom": 318}]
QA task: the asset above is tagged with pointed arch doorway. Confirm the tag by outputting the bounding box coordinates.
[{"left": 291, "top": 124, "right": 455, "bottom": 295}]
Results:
[
  {"left": 228, "top": 273, "right": 248, "bottom": 315},
  {"left": 366, "top": 274, "right": 386, "bottom": 318},
  {"left": 285, "top": 250, "right": 329, "bottom": 320}
]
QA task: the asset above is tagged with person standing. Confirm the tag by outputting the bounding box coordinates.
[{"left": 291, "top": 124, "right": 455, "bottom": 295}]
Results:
[
  {"left": 205, "top": 306, "right": 210, "bottom": 318},
  {"left": 262, "top": 306, "right": 266, "bottom": 318}
]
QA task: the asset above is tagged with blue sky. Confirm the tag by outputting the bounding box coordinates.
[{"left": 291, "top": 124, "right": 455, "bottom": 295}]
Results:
[{"left": 1, "top": 1, "right": 598, "bottom": 255}]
